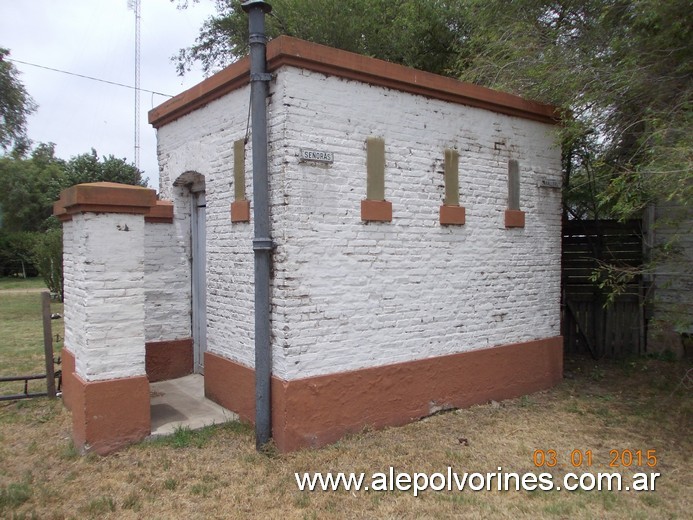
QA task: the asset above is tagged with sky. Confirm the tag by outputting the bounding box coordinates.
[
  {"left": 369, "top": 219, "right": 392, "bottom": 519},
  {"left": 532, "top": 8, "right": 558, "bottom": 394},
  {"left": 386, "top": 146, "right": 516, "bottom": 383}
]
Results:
[{"left": 1, "top": 0, "right": 219, "bottom": 191}]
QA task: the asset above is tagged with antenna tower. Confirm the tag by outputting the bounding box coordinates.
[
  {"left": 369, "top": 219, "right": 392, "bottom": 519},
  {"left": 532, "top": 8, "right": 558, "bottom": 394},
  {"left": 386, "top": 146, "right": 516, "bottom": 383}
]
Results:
[{"left": 128, "top": 0, "right": 141, "bottom": 170}]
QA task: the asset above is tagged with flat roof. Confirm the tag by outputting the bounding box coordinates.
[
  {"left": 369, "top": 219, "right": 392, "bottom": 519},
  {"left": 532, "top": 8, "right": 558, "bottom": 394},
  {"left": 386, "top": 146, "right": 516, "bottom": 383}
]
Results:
[{"left": 148, "top": 36, "right": 561, "bottom": 129}]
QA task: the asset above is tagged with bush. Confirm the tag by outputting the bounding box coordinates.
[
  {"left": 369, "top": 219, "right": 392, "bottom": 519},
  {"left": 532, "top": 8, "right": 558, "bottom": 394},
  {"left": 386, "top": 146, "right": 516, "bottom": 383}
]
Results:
[
  {"left": 0, "top": 231, "right": 38, "bottom": 277},
  {"left": 31, "top": 228, "right": 63, "bottom": 300}
]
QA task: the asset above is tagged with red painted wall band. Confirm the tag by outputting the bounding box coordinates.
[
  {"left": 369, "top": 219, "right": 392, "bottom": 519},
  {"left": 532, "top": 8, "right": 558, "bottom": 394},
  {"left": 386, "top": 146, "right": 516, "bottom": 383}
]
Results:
[
  {"left": 145, "top": 338, "right": 194, "bottom": 382},
  {"left": 70, "top": 373, "right": 150, "bottom": 455},
  {"left": 205, "top": 336, "right": 563, "bottom": 452}
]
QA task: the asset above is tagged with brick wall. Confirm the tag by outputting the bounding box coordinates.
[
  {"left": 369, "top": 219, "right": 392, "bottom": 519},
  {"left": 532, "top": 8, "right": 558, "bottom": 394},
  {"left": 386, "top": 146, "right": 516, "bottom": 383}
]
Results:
[
  {"left": 270, "top": 67, "right": 562, "bottom": 380},
  {"left": 144, "top": 208, "right": 192, "bottom": 342},
  {"left": 63, "top": 213, "right": 147, "bottom": 381},
  {"left": 155, "top": 63, "right": 562, "bottom": 382},
  {"left": 155, "top": 86, "right": 257, "bottom": 367}
]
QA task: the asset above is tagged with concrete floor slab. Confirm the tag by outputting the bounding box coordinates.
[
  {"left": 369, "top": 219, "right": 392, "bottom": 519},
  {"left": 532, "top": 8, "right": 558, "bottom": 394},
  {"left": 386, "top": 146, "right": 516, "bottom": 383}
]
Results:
[{"left": 149, "top": 374, "right": 238, "bottom": 437}]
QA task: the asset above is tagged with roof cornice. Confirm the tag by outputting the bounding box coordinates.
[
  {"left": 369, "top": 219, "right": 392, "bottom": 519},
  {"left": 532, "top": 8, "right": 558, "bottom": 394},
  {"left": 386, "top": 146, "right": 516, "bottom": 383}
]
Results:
[{"left": 148, "top": 36, "right": 561, "bottom": 129}]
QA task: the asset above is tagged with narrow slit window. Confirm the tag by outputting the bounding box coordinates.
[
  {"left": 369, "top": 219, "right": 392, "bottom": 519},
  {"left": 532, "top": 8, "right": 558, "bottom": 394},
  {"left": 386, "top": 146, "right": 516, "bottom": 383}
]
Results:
[
  {"left": 505, "top": 159, "right": 525, "bottom": 228},
  {"left": 508, "top": 159, "right": 520, "bottom": 211},
  {"left": 439, "top": 148, "right": 465, "bottom": 225},
  {"left": 444, "top": 149, "right": 459, "bottom": 206},
  {"left": 230, "top": 139, "right": 250, "bottom": 223},
  {"left": 366, "top": 137, "right": 385, "bottom": 201},
  {"left": 234, "top": 139, "right": 245, "bottom": 201},
  {"left": 361, "top": 136, "right": 392, "bottom": 222}
]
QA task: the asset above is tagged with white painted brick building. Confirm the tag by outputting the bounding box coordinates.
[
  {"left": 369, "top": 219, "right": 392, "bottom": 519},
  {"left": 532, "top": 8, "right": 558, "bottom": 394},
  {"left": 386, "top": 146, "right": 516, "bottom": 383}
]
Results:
[{"left": 57, "top": 36, "right": 564, "bottom": 453}]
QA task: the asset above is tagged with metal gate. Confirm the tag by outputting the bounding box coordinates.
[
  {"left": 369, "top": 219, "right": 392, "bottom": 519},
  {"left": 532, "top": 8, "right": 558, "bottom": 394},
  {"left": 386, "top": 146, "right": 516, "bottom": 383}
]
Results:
[{"left": 0, "top": 292, "right": 61, "bottom": 401}]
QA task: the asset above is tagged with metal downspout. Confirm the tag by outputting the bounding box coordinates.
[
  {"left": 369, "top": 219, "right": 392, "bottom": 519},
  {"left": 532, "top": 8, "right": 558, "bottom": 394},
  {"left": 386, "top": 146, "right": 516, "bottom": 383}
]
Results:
[{"left": 242, "top": 0, "right": 273, "bottom": 450}]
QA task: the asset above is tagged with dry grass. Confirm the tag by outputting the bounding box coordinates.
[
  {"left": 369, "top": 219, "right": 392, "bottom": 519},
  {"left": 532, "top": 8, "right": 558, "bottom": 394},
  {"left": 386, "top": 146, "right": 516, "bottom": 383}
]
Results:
[
  {"left": 0, "top": 288, "right": 690, "bottom": 518},
  {"left": 0, "top": 283, "right": 63, "bottom": 398},
  {"left": 0, "top": 356, "right": 690, "bottom": 519}
]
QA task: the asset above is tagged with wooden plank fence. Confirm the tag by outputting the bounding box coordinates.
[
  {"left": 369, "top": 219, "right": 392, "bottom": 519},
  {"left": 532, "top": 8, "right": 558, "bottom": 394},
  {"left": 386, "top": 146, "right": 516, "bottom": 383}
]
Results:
[{"left": 562, "top": 219, "right": 647, "bottom": 358}]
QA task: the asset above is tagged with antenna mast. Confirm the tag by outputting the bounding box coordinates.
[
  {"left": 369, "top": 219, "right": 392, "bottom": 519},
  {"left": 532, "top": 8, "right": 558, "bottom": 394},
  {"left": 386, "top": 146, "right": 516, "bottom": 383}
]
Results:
[{"left": 128, "top": 0, "right": 141, "bottom": 170}]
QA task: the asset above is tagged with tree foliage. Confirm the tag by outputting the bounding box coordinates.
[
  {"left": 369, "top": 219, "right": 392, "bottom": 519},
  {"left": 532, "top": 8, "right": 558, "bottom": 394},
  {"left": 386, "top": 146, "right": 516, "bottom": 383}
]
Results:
[
  {"left": 32, "top": 227, "right": 63, "bottom": 299},
  {"left": 0, "top": 145, "right": 147, "bottom": 234},
  {"left": 63, "top": 148, "right": 148, "bottom": 188},
  {"left": 452, "top": 0, "right": 692, "bottom": 220},
  {"left": 174, "top": 0, "right": 467, "bottom": 76},
  {"left": 177, "top": 0, "right": 691, "bottom": 222},
  {"left": 0, "top": 143, "right": 65, "bottom": 233},
  {"left": 0, "top": 48, "right": 36, "bottom": 153},
  {"left": 0, "top": 143, "right": 147, "bottom": 293},
  {"left": 0, "top": 231, "right": 37, "bottom": 278}
]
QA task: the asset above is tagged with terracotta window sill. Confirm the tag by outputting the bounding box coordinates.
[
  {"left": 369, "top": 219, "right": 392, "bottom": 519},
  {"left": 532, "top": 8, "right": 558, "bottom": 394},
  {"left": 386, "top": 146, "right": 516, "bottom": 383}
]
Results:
[
  {"left": 231, "top": 200, "right": 250, "bottom": 223},
  {"left": 439, "top": 205, "right": 466, "bottom": 226},
  {"left": 505, "top": 209, "right": 525, "bottom": 228},
  {"left": 361, "top": 199, "right": 392, "bottom": 222}
]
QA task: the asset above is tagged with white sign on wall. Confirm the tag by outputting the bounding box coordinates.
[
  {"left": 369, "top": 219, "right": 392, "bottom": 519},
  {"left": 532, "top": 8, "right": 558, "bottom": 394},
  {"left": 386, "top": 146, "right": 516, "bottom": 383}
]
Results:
[{"left": 300, "top": 149, "right": 334, "bottom": 164}]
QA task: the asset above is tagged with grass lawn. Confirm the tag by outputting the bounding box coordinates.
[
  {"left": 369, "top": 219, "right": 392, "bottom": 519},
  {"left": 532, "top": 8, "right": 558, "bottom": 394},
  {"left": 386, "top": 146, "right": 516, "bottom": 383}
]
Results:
[
  {"left": 0, "top": 292, "right": 691, "bottom": 519},
  {"left": 0, "top": 280, "right": 63, "bottom": 396},
  {"left": 0, "top": 277, "right": 47, "bottom": 291}
]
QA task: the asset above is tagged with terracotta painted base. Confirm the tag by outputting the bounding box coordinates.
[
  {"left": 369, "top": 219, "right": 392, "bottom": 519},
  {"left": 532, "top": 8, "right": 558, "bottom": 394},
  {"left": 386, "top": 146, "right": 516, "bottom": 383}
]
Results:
[
  {"left": 361, "top": 199, "right": 392, "bottom": 222},
  {"left": 205, "top": 352, "right": 256, "bottom": 423},
  {"left": 145, "top": 338, "right": 193, "bottom": 382},
  {"left": 205, "top": 336, "right": 563, "bottom": 452},
  {"left": 440, "top": 205, "right": 466, "bottom": 225},
  {"left": 505, "top": 209, "right": 526, "bottom": 228},
  {"left": 60, "top": 347, "right": 76, "bottom": 411},
  {"left": 70, "top": 373, "right": 151, "bottom": 455}
]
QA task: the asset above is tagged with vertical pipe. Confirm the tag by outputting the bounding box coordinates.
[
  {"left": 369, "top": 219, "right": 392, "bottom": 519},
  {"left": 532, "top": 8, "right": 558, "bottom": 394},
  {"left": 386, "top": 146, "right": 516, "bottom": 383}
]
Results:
[{"left": 242, "top": 0, "right": 273, "bottom": 451}]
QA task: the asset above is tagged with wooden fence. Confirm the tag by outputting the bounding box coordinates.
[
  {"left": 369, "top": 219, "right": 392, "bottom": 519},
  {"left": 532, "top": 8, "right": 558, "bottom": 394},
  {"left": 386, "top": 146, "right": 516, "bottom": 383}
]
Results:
[{"left": 562, "top": 219, "right": 647, "bottom": 358}]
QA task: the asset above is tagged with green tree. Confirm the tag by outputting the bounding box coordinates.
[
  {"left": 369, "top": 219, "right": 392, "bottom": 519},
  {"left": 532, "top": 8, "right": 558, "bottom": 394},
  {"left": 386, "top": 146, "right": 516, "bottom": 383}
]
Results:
[
  {"left": 452, "top": 0, "right": 692, "bottom": 220},
  {"left": 0, "top": 144, "right": 147, "bottom": 292},
  {"left": 0, "top": 48, "right": 36, "bottom": 153},
  {"left": 174, "top": 0, "right": 468, "bottom": 76},
  {"left": 63, "top": 148, "right": 148, "bottom": 187},
  {"left": 32, "top": 227, "right": 63, "bottom": 299},
  {"left": 0, "top": 231, "right": 37, "bottom": 278},
  {"left": 0, "top": 143, "right": 65, "bottom": 233}
]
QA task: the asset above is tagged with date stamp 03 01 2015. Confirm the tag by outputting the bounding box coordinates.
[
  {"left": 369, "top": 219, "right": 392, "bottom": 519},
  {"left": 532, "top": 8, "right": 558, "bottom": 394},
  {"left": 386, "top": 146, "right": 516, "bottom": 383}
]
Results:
[{"left": 533, "top": 449, "right": 658, "bottom": 469}]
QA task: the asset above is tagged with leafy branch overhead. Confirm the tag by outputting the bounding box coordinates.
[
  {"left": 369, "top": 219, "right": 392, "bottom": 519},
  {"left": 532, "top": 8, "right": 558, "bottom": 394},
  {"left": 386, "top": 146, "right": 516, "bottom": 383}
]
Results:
[
  {"left": 176, "top": 0, "right": 691, "bottom": 221},
  {"left": 173, "top": 0, "right": 468, "bottom": 78},
  {"left": 0, "top": 48, "right": 37, "bottom": 153}
]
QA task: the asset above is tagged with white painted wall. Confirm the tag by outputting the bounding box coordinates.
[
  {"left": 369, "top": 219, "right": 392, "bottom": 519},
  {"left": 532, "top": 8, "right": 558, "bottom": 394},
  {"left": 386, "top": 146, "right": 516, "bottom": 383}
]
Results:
[
  {"left": 270, "top": 67, "right": 562, "bottom": 380},
  {"left": 144, "top": 214, "right": 192, "bottom": 342},
  {"left": 155, "top": 85, "right": 256, "bottom": 366},
  {"left": 62, "top": 219, "right": 79, "bottom": 362},
  {"left": 64, "top": 213, "right": 146, "bottom": 381},
  {"left": 155, "top": 65, "right": 563, "bottom": 381}
]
